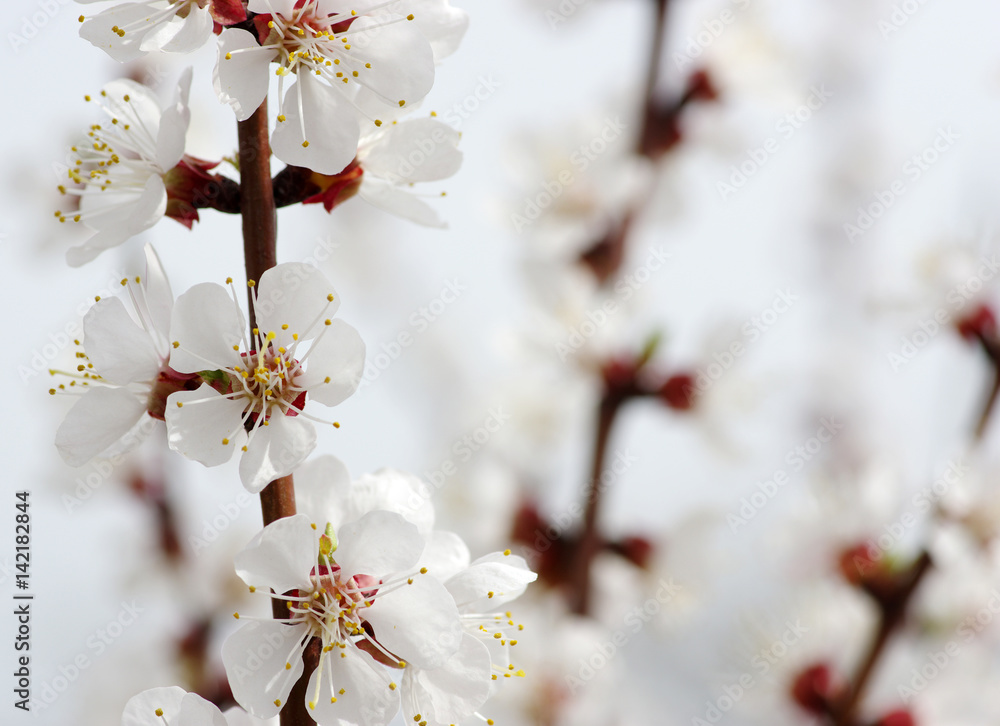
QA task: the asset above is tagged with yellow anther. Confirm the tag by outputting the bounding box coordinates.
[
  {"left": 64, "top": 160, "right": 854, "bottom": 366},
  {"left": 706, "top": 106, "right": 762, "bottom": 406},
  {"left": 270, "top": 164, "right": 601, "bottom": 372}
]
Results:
[
  {"left": 222, "top": 438, "right": 229, "bottom": 445},
  {"left": 515, "top": 669, "right": 526, "bottom": 676},
  {"left": 398, "top": 100, "right": 406, "bottom": 107},
  {"left": 365, "top": 63, "right": 371, "bottom": 68},
  {"left": 285, "top": 662, "right": 292, "bottom": 670},
  {"left": 233, "top": 612, "right": 240, "bottom": 619},
  {"left": 226, "top": 276, "right": 233, "bottom": 284},
  {"left": 330, "top": 697, "right": 337, "bottom": 703},
  {"left": 493, "top": 632, "right": 502, "bottom": 639},
  {"left": 155, "top": 709, "right": 164, "bottom": 717},
  {"left": 225, "top": 52, "right": 232, "bottom": 59},
  {"left": 274, "top": 699, "right": 281, "bottom": 707},
  {"left": 176, "top": 402, "right": 183, "bottom": 408},
  {"left": 504, "top": 549, "right": 511, "bottom": 556},
  {"left": 248, "top": 280, "right": 256, "bottom": 288},
  {"left": 84, "top": 95, "right": 91, "bottom": 101},
  {"left": 78, "top": 14, "right": 84, "bottom": 21},
  {"left": 249, "top": 586, "right": 256, "bottom": 593},
  {"left": 339, "top": 689, "right": 345, "bottom": 695},
  {"left": 389, "top": 682, "right": 397, "bottom": 690},
  {"left": 488, "top": 591, "right": 494, "bottom": 598},
  {"left": 324, "top": 319, "right": 332, "bottom": 326},
  {"left": 172, "top": 341, "right": 180, "bottom": 348},
  {"left": 311, "top": 523, "right": 317, "bottom": 530},
  {"left": 352, "top": 71, "right": 359, "bottom": 77},
  {"left": 407, "top": 13, "right": 414, "bottom": 20},
  {"left": 302, "top": 140, "right": 310, "bottom": 147},
  {"left": 420, "top": 567, "right": 428, "bottom": 574}
]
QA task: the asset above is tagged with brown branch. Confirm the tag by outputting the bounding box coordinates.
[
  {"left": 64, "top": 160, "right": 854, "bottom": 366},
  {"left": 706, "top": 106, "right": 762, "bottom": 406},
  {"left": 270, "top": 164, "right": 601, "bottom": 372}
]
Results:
[
  {"left": 832, "top": 551, "right": 932, "bottom": 726},
  {"left": 237, "top": 99, "right": 318, "bottom": 726}
]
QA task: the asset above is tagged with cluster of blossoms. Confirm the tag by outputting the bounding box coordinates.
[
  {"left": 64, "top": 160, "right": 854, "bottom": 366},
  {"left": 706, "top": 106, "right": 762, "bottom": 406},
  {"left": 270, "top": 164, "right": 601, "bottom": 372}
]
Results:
[
  {"left": 224, "top": 456, "right": 536, "bottom": 723},
  {"left": 55, "top": 253, "right": 365, "bottom": 493},
  {"left": 47, "top": 0, "right": 534, "bottom": 724},
  {"left": 63, "top": 0, "right": 468, "bottom": 265}
]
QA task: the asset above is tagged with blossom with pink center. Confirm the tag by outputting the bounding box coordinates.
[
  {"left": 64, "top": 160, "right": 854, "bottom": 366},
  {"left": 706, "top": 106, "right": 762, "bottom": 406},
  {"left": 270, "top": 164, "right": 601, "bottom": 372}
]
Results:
[
  {"left": 223, "top": 512, "right": 461, "bottom": 723},
  {"left": 53, "top": 245, "right": 195, "bottom": 466},
  {"left": 214, "top": 0, "right": 466, "bottom": 174},
  {"left": 78, "top": 0, "right": 246, "bottom": 62},
  {"left": 294, "top": 455, "right": 538, "bottom": 725},
  {"left": 163, "top": 263, "right": 364, "bottom": 492}
]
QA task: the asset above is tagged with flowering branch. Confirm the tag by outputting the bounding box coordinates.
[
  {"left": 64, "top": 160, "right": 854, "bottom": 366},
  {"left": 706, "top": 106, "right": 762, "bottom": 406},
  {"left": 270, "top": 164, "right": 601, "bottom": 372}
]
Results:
[{"left": 236, "top": 95, "right": 318, "bottom": 726}]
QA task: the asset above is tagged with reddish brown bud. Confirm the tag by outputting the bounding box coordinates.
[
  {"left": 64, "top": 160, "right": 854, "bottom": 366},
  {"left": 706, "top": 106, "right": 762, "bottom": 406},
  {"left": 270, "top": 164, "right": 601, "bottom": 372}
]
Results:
[
  {"left": 956, "top": 303, "right": 997, "bottom": 342},
  {"left": 660, "top": 373, "right": 697, "bottom": 411},
  {"left": 791, "top": 663, "right": 838, "bottom": 715},
  {"left": 874, "top": 709, "right": 916, "bottom": 726}
]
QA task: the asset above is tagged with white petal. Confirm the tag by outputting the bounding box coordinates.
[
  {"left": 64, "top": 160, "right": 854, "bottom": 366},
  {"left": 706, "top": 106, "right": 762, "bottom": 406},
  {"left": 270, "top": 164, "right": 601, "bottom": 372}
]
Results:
[
  {"left": 294, "top": 455, "right": 353, "bottom": 524},
  {"left": 401, "top": 633, "right": 491, "bottom": 723},
  {"left": 121, "top": 686, "right": 186, "bottom": 726},
  {"left": 348, "top": 14, "right": 434, "bottom": 106},
  {"left": 335, "top": 510, "right": 423, "bottom": 578},
  {"left": 361, "top": 118, "right": 462, "bottom": 183},
  {"left": 446, "top": 554, "right": 537, "bottom": 612},
  {"left": 214, "top": 29, "right": 277, "bottom": 122},
  {"left": 296, "top": 320, "right": 365, "bottom": 407},
  {"left": 418, "top": 531, "right": 470, "bottom": 581},
  {"left": 248, "top": 0, "right": 296, "bottom": 14},
  {"left": 346, "top": 469, "right": 435, "bottom": 535},
  {"left": 255, "top": 262, "right": 339, "bottom": 349},
  {"left": 271, "top": 74, "right": 360, "bottom": 175},
  {"left": 306, "top": 648, "right": 398, "bottom": 726},
  {"left": 127, "top": 173, "right": 170, "bottom": 232},
  {"left": 165, "top": 384, "right": 247, "bottom": 467},
  {"left": 83, "top": 297, "right": 163, "bottom": 385},
  {"left": 239, "top": 414, "right": 316, "bottom": 494},
  {"left": 223, "top": 620, "right": 308, "bottom": 719},
  {"left": 143, "top": 244, "right": 174, "bottom": 338},
  {"left": 156, "top": 67, "right": 193, "bottom": 170},
  {"left": 80, "top": 4, "right": 160, "bottom": 62},
  {"left": 235, "top": 513, "right": 318, "bottom": 594},
  {"left": 150, "top": 7, "right": 214, "bottom": 54},
  {"left": 404, "top": 0, "right": 469, "bottom": 60},
  {"left": 177, "top": 692, "right": 229, "bottom": 726},
  {"left": 169, "top": 283, "right": 246, "bottom": 373},
  {"left": 365, "top": 574, "right": 461, "bottom": 669},
  {"left": 55, "top": 387, "right": 146, "bottom": 467},
  {"left": 103, "top": 78, "right": 164, "bottom": 136},
  {"left": 222, "top": 708, "right": 272, "bottom": 726},
  {"left": 358, "top": 178, "right": 445, "bottom": 228}
]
